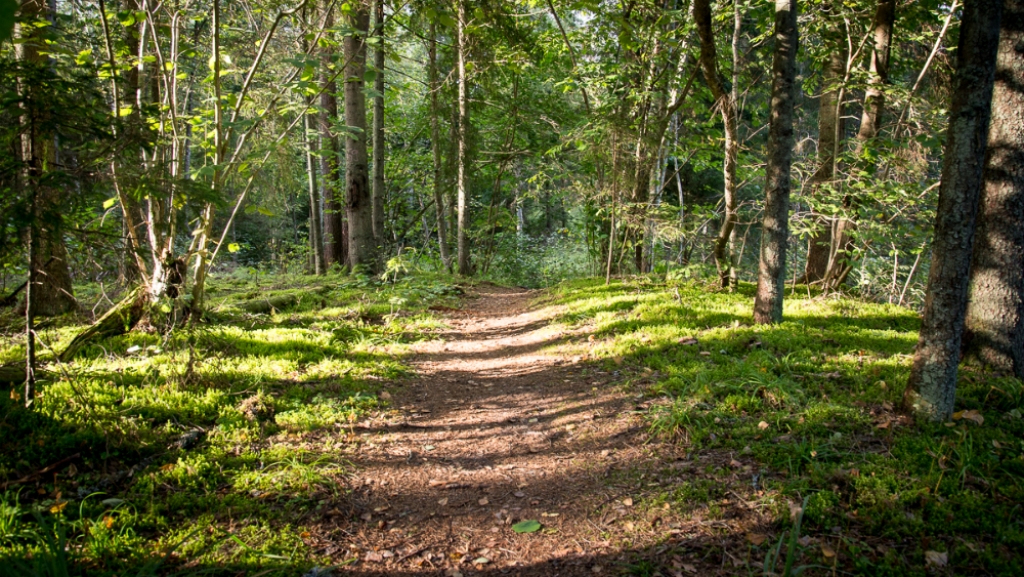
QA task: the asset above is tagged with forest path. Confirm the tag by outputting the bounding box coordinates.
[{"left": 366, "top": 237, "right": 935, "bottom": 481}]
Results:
[{"left": 331, "top": 284, "right": 748, "bottom": 576}]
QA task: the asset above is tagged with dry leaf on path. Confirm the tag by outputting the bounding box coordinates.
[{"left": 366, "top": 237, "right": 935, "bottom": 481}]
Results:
[{"left": 747, "top": 533, "right": 767, "bottom": 546}]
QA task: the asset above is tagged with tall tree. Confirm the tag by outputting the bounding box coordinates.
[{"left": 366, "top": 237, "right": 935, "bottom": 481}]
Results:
[
  {"left": 903, "top": 0, "right": 1003, "bottom": 421},
  {"left": 344, "top": 0, "right": 374, "bottom": 270},
  {"left": 428, "top": 18, "right": 452, "bottom": 271},
  {"left": 456, "top": 0, "right": 471, "bottom": 276},
  {"left": 695, "top": 0, "right": 740, "bottom": 289},
  {"left": 371, "top": 0, "right": 386, "bottom": 242},
  {"left": 754, "top": 0, "right": 799, "bottom": 324},
  {"left": 17, "top": 0, "right": 76, "bottom": 317},
  {"left": 303, "top": 98, "right": 324, "bottom": 275},
  {"left": 801, "top": 15, "right": 846, "bottom": 283},
  {"left": 963, "top": 0, "right": 1024, "bottom": 378},
  {"left": 320, "top": 4, "right": 346, "bottom": 268},
  {"left": 821, "top": 0, "right": 896, "bottom": 288}
]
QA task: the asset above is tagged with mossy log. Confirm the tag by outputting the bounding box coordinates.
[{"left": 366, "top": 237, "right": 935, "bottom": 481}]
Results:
[
  {"left": 237, "top": 294, "right": 299, "bottom": 314},
  {"left": 60, "top": 286, "right": 149, "bottom": 361}
]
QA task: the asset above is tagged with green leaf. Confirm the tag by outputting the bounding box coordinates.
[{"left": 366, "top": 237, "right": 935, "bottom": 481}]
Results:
[
  {"left": 228, "top": 243, "right": 241, "bottom": 253},
  {"left": 102, "top": 197, "right": 117, "bottom": 210},
  {"left": 363, "top": 69, "right": 377, "bottom": 84},
  {"left": 512, "top": 520, "right": 541, "bottom": 534}
]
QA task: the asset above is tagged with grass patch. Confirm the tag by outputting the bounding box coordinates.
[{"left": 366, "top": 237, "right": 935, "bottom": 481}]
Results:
[
  {"left": 545, "top": 277, "right": 1024, "bottom": 576},
  {"left": 0, "top": 271, "right": 458, "bottom": 575}
]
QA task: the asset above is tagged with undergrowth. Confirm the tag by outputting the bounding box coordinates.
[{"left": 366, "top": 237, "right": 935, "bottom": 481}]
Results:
[
  {"left": 545, "top": 277, "right": 1024, "bottom": 576},
  {"left": 0, "top": 270, "right": 458, "bottom": 575}
]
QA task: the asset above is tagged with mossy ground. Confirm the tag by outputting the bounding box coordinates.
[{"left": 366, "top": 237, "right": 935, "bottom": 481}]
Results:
[
  {"left": 1, "top": 273, "right": 1022, "bottom": 576},
  {"left": 544, "top": 277, "right": 1024, "bottom": 576},
  {"left": 0, "top": 271, "right": 458, "bottom": 576}
]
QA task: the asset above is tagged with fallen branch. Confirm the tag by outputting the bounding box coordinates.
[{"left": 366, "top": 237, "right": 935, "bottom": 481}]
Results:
[
  {"left": 0, "top": 453, "right": 81, "bottom": 490},
  {"left": 0, "top": 281, "right": 26, "bottom": 308}
]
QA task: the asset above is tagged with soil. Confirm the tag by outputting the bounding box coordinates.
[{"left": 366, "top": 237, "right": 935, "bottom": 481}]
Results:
[{"left": 321, "top": 284, "right": 770, "bottom": 576}]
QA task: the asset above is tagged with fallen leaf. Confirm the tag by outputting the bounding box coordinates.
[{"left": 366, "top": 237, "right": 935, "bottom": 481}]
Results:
[
  {"left": 925, "top": 550, "right": 948, "bottom": 567},
  {"left": 473, "top": 557, "right": 490, "bottom": 565},
  {"left": 821, "top": 544, "right": 836, "bottom": 558},
  {"left": 591, "top": 565, "right": 603, "bottom": 573},
  {"left": 622, "top": 497, "right": 633, "bottom": 507},
  {"left": 679, "top": 337, "right": 698, "bottom": 346},
  {"left": 478, "top": 498, "right": 489, "bottom": 506},
  {"left": 512, "top": 519, "right": 542, "bottom": 533},
  {"left": 682, "top": 563, "right": 697, "bottom": 573},
  {"left": 747, "top": 533, "right": 767, "bottom": 546},
  {"left": 360, "top": 513, "right": 373, "bottom": 521},
  {"left": 438, "top": 498, "right": 448, "bottom": 506},
  {"left": 514, "top": 491, "right": 526, "bottom": 498},
  {"left": 758, "top": 421, "right": 769, "bottom": 430},
  {"left": 953, "top": 409, "right": 984, "bottom": 425}
]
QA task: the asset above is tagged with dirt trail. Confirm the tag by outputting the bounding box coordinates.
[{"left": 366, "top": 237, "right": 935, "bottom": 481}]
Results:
[{"left": 331, "top": 285, "right": 747, "bottom": 576}]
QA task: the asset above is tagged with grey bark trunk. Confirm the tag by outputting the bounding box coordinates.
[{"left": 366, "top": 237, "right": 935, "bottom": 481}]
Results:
[
  {"left": 822, "top": 0, "right": 896, "bottom": 289},
  {"left": 963, "top": 0, "right": 1024, "bottom": 378},
  {"left": 695, "top": 0, "right": 740, "bottom": 289},
  {"left": 904, "top": 0, "right": 1003, "bottom": 421},
  {"left": 803, "top": 17, "right": 846, "bottom": 283},
  {"left": 371, "top": 0, "right": 386, "bottom": 241},
  {"left": 18, "top": 0, "right": 76, "bottom": 317},
  {"left": 456, "top": 0, "right": 472, "bottom": 276},
  {"left": 320, "top": 7, "right": 346, "bottom": 268},
  {"left": 345, "top": 2, "right": 374, "bottom": 271},
  {"left": 754, "top": 0, "right": 799, "bottom": 324},
  {"left": 303, "top": 101, "right": 324, "bottom": 275},
  {"left": 428, "top": 20, "right": 451, "bottom": 271}
]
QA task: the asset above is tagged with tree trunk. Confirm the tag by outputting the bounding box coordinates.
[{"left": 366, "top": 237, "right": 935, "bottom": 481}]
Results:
[
  {"left": 963, "top": 0, "right": 1024, "bottom": 377},
  {"left": 303, "top": 98, "right": 324, "bottom": 275},
  {"left": 856, "top": 0, "right": 896, "bottom": 148},
  {"left": 320, "top": 6, "right": 346, "bottom": 269},
  {"left": 695, "top": 0, "right": 740, "bottom": 289},
  {"left": 754, "top": 0, "right": 799, "bottom": 324},
  {"left": 904, "top": 0, "right": 1003, "bottom": 421},
  {"left": 18, "top": 0, "right": 76, "bottom": 317},
  {"left": 345, "top": 1, "right": 374, "bottom": 271},
  {"left": 456, "top": 0, "right": 472, "bottom": 276},
  {"left": 821, "top": 0, "right": 896, "bottom": 288},
  {"left": 802, "top": 16, "right": 846, "bottom": 283},
  {"left": 428, "top": 20, "right": 451, "bottom": 272},
  {"left": 371, "top": 0, "right": 386, "bottom": 242}
]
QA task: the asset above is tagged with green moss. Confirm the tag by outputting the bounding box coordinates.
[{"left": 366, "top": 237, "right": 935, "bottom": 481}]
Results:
[{"left": 546, "top": 277, "right": 1024, "bottom": 576}]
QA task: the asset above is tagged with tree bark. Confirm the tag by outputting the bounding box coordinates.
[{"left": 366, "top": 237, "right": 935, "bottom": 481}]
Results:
[
  {"left": 963, "top": 0, "right": 1024, "bottom": 377},
  {"left": 456, "top": 0, "right": 472, "bottom": 276},
  {"left": 695, "top": 0, "right": 740, "bottom": 289},
  {"left": 904, "top": 0, "right": 1003, "bottom": 421},
  {"left": 856, "top": 0, "right": 896, "bottom": 148},
  {"left": 319, "top": 6, "right": 346, "bottom": 269},
  {"left": 754, "top": 0, "right": 799, "bottom": 324},
  {"left": 303, "top": 97, "right": 324, "bottom": 274},
  {"left": 821, "top": 0, "right": 896, "bottom": 289},
  {"left": 18, "top": 0, "right": 76, "bottom": 317},
  {"left": 344, "top": 1, "right": 374, "bottom": 271},
  {"left": 371, "top": 0, "right": 386, "bottom": 242},
  {"left": 802, "top": 17, "right": 846, "bottom": 283},
  {"left": 428, "top": 19, "right": 452, "bottom": 271}
]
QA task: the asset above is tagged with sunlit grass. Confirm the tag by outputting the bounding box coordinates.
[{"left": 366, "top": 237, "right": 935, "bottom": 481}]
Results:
[
  {"left": 545, "top": 277, "right": 1024, "bottom": 576},
  {"left": 0, "top": 270, "right": 458, "bottom": 574}
]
